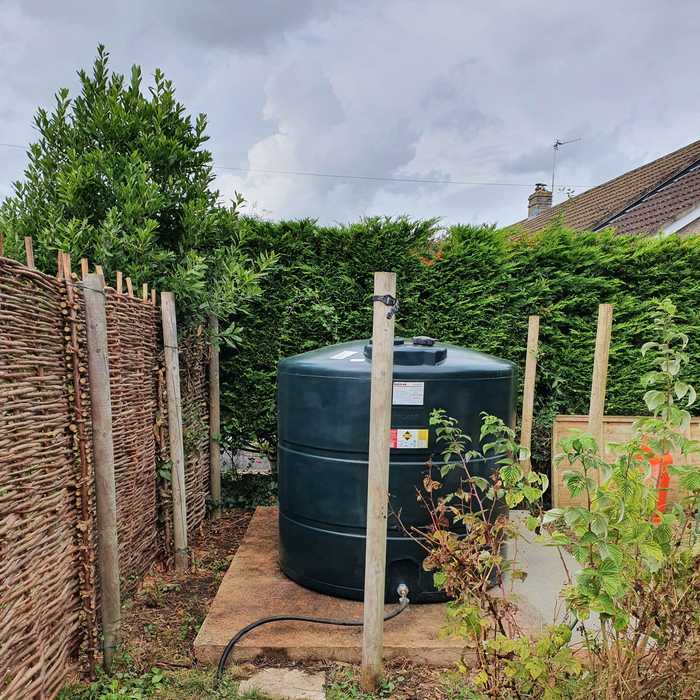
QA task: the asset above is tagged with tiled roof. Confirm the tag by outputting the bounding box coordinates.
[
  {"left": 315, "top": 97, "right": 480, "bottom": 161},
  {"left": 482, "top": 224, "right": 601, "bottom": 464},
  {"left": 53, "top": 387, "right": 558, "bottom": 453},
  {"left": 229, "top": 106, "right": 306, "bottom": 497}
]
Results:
[
  {"left": 606, "top": 165, "right": 700, "bottom": 234},
  {"left": 513, "top": 138, "right": 700, "bottom": 234}
]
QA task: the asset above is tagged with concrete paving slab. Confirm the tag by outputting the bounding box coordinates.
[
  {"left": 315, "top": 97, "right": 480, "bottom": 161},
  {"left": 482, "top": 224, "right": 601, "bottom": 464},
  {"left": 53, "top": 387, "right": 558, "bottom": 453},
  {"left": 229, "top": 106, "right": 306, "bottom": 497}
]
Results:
[
  {"left": 238, "top": 668, "right": 325, "bottom": 700},
  {"left": 507, "top": 511, "right": 579, "bottom": 625},
  {"left": 195, "top": 507, "right": 557, "bottom": 667}
]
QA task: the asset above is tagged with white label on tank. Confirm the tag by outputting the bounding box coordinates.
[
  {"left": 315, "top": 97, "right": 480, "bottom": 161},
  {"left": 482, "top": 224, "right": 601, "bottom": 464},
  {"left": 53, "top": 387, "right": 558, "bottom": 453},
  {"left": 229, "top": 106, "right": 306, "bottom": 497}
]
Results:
[
  {"left": 330, "top": 350, "right": 357, "bottom": 360},
  {"left": 350, "top": 358, "right": 365, "bottom": 362},
  {"left": 392, "top": 381, "right": 424, "bottom": 405}
]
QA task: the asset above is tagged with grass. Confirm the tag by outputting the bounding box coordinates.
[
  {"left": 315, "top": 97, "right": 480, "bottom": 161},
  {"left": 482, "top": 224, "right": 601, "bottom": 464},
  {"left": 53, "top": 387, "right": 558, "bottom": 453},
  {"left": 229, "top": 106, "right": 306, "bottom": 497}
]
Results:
[{"left": 58, "top": 666, "right": 272, "bottom": 699}]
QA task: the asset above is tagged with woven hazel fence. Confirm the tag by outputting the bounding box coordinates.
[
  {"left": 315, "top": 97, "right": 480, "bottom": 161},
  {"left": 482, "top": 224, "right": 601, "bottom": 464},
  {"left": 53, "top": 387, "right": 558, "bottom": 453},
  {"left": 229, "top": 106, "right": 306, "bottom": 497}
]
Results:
[
  {"left": 104, "top": 290, "right": 161, "bottom": 589},
  {"left": 0, "top": 256, "right": 211, "bottom": 699},
  {"left": 0, "top": 258, "right": 87, "bottom": 699}
]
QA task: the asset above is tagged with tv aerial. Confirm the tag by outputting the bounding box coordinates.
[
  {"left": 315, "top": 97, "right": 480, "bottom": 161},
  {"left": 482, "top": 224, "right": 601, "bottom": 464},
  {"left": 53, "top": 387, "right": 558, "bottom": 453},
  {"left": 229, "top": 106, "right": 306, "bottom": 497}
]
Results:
[{"left": 551, "top": 137, "right": 581, "bottom": 193}]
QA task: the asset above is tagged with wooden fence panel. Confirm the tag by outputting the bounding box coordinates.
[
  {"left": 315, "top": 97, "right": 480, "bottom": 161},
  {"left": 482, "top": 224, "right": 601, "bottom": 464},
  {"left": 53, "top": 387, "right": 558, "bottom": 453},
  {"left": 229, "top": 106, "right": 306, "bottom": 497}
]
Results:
[
  {"left": 552, "top": 415, "right": 700, "bottom": 508},
  {"left": 0, "top": 256, "right": 211, "bottom": 697},
  {"left": 0, "top": 259, "right": 85, "bottom": 699},
  {"left": 105, "top": 290, "right": 161, "bottom": 592}
]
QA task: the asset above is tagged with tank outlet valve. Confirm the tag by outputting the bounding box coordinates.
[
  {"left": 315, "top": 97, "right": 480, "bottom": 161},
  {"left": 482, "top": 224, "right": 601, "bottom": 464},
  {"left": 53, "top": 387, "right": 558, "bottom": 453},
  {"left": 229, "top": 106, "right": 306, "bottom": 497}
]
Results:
[{"left": 397, "top": 583, "right": 410, "bottom": 605}]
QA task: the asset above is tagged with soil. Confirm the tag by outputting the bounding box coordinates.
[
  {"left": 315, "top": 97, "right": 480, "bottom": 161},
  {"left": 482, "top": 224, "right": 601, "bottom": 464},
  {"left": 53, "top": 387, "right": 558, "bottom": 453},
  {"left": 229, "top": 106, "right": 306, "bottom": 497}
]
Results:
[{"left": 120, "top": 509, "right": 254, "bottom": 672}]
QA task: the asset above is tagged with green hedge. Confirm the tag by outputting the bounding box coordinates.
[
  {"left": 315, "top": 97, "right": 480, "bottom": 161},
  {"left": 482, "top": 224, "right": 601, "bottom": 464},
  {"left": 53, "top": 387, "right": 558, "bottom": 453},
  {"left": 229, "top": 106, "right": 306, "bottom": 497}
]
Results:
[{"left": 223, "top": 218, "right": 700, "bottom": 472}]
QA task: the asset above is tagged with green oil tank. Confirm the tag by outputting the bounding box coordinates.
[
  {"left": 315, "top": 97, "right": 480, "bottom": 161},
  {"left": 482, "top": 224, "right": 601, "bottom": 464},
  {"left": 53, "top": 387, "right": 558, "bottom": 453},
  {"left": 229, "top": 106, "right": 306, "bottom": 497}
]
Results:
[{"left": 277, "top": 337, "right": 516, "bottom": 602}]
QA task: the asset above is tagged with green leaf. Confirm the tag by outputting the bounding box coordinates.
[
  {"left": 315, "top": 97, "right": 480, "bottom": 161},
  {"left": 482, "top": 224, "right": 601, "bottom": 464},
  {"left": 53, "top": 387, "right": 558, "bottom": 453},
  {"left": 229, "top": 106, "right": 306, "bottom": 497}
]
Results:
[
  {"left": 643, "top": 390, "right": 667, "bottom": 412},
  {"left": 542, "top": 508, "right": 565, "bottom": 524},
  {"left": 590, "top": 513, "right": 608, "bottom": 538},
  {"left": 562, "top": 470, "right": 587, "bottom": 497},
  {"left": 525, "top": 515, "right": 539, "bottom": 531},
  {"left": 596, "top": 542, "right": 623, "bottom": 566},
  {"left": 640, "top": 541, "right": 665, "bottom": 562}
]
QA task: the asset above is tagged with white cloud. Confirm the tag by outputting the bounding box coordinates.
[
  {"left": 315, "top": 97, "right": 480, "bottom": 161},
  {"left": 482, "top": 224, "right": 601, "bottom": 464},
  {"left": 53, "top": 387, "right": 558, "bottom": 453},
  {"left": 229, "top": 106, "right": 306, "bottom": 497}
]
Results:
[{"left": 1, "top": 0, "right": 699, "bottom": 225}]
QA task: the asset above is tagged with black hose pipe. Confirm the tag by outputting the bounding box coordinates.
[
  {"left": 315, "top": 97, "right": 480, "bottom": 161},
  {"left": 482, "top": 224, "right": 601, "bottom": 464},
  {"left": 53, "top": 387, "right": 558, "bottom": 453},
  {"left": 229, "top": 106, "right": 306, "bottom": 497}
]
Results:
[{"left": 215, "top": 584, "right": 410, "bottom": 684}]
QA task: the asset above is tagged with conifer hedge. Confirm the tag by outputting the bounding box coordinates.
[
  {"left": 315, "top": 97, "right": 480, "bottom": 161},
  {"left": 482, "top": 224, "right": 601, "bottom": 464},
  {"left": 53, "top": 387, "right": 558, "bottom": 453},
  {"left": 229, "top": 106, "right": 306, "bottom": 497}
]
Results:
[{"left": 225, "top": 218, "right": 700, "bottom": 471}]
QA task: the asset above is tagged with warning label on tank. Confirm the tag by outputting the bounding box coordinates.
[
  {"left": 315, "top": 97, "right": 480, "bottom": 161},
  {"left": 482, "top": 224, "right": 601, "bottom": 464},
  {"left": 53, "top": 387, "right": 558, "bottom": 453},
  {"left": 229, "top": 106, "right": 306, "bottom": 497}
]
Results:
[
  {"left": 392, "top": 381, "right": 424, "bottom": 405},
  {"left": 390, "top": 428, "right": 428, "bottom": 449}
]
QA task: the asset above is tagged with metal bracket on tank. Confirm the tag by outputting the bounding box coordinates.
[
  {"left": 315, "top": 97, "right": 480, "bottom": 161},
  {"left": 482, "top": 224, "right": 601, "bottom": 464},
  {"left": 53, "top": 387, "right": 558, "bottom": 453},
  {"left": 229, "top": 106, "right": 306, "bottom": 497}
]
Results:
[{"left": 371, "top": 294, "right": 400, "bottom": 319}]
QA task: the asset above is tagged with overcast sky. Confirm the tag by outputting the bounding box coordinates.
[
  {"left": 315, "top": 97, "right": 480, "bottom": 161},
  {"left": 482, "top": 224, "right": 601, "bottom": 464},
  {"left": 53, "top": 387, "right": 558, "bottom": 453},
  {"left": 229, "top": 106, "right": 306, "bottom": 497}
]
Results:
[{"left": 1, "top": 1, "right": 699, "bottom": 227}]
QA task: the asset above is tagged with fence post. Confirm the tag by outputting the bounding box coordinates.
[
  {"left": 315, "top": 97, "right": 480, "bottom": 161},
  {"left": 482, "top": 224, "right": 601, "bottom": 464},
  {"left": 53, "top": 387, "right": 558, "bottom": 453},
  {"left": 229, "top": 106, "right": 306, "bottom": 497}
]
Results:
[
  {"left": 588, "top": 303, "right": 614, "bottom": 461},
  {"left": 520, "top": 315, "right": 540, "bottom": 472},
  {"left": 161, "top": 292, "right": 189, "bottom": 572},
  {"left": 208, "top": 313, "right": 222, "bottom": 520},
  {"left": 24, "top": 237, "right": 34, "bottom": 268},
  {"left": 82, "top": 273, "right": 121, "bottom": 672},
  {"left": 360, "top": 271, "right": 396, "bottom": 692}
]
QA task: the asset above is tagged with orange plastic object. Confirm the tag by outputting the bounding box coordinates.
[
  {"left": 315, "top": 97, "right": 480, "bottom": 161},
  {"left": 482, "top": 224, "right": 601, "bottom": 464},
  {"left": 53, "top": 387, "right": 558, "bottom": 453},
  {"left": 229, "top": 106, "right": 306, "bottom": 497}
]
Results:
[{"left": 635, "top": 439, "right": 671, "bottom": 524}]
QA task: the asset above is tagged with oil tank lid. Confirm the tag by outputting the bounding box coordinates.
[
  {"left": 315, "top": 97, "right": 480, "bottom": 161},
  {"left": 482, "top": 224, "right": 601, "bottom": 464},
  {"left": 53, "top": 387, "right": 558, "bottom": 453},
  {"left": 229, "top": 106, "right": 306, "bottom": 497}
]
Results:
[{"left": 363, "top": 337, "right": 447, "bottom": 365}]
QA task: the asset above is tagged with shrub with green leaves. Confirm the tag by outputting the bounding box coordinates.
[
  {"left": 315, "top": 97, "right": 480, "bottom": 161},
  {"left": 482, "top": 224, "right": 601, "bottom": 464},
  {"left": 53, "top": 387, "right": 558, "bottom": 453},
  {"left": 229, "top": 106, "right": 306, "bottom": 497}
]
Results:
[
  {"left": 414, "top": 300, "right": 700, "bottom": 699},
  {"left": 0, "top": 46, "right": 275, "bottom": 324},
  {"left": 540, "top": 298, "right": 700, "bottom": 698}
]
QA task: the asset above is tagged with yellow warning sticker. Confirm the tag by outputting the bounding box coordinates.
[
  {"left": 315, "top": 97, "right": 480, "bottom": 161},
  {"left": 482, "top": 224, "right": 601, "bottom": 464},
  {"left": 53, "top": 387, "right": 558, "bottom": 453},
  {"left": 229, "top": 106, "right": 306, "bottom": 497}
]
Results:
[{"left": 390, "top": 428, "right": 429, "bottom": 449}]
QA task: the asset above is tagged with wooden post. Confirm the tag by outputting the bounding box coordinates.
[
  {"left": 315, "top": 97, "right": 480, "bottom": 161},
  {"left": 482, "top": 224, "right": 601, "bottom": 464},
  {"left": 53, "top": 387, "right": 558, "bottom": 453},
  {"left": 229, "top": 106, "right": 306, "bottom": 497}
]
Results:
[
  {"left": 61, "top": 252, "right": 72, "bottom": 280},
  {"left": 24, "top": 237, "right": 35, "bottom": 268},
  {"left": 588, "top": 303, "right": 614, "bottom": 458},
  {"left": 94, "top": 265, "right": 105, "bottom": 287},
  {"left": 80, "top": 258, "right": 89, "bottom": 280},
  {"left": 82, "top": 273, "right": 120, "bottom": 672},
  {"left": 520, "top": 315, "right": 540, "bottom": 472},
  {"left": 208, "top": 314, "right": 222, "bottom": 520},
  {"left": 116, "top": 271, "right": 123, "bottom": 295},
  {"left": 360, "top": 272, "right": 396, "bottom": 692},
  {"left": 126, "top": 277, "right": 134, "bottom": 298},
  {"left": 142, "top": 282, "right": 148, "bottom": 302},
  {"left": 161, "top": 292, "right": 189, "bottom": 572},
  {"left": 151, "top": 288, "right": 156, "bottom": 305}
]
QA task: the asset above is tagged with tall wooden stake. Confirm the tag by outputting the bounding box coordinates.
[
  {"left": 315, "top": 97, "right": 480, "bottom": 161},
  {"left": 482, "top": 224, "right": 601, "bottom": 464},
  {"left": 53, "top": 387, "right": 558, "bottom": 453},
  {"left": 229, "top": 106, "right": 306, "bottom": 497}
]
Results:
[
  {"left": 82, "top": 273, "right": 120, "bottom": 672},
  {"left": 208, "top": 313, "right": 222, "bottom": 520},
  {"left": 24, "top": 237, "right": 35, "bottom": 268},
  {"left": 161, "top": 292, "right": 189, "bottom": 572},
  {"left": 588, "top": 303, "right": 614, "bottom": 459},
  {"left": 360, "top": 271, "right": 396, "bottom": 692},
  {"left": 520, "top": 315, "right": 540, "bottom": 472}
]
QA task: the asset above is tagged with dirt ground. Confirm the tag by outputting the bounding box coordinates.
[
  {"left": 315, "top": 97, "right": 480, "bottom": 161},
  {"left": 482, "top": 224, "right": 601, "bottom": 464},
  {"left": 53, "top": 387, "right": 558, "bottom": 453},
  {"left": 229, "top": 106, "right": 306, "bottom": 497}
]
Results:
[
  {"left": 120, "top": 509, "right": 254, "bottom": 672},
  {"left": 83, "top": 508, "right": 458, "bottom": 699}
]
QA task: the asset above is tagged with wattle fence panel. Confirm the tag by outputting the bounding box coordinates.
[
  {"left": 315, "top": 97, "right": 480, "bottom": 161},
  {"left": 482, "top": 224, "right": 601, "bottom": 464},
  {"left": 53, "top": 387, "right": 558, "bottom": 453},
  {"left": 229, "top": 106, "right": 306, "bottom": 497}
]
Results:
[{"left": 0, "top": 256, "right": 210, "bottom": 699}]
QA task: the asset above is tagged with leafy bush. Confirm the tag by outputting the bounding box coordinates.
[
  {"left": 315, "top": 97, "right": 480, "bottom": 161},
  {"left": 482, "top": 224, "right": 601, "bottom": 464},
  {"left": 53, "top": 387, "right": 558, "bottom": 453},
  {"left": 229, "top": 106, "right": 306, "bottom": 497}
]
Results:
[
  {"left": 419, "top": 299, "right": 700, "bottom": 699},
  {"left": 541, "top": 299, "right": 700, "bottom": 698},
  {"left": 219, "top": 470, "right": 277, "bottom": 509},
  {"left": 0, "top": 46, "right": 275, "bottom": 324}
]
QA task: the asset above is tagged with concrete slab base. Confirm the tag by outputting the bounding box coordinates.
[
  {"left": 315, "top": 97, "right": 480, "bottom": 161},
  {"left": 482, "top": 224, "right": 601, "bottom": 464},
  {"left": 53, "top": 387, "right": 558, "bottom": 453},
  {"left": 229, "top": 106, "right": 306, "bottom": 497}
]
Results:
[
  {"left": 238, "top": 668, "right": 325, "bottom": 700},
  {"left": 194, "top": 507, "right": 551, "bottom": 667}
]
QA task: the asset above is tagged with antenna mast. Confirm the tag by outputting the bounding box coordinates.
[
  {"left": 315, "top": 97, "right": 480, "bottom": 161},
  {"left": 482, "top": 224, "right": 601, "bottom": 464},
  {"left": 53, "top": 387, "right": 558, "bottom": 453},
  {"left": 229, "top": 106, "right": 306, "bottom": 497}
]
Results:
[{"left": 551, "top": 137, "right": 582, "bottom": 193}]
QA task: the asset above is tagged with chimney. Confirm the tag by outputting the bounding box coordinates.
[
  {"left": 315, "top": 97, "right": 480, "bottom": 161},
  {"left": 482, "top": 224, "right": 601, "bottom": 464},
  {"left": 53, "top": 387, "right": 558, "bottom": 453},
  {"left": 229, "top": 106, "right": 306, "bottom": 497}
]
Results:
[{"left": 528, "top": 183, "right": 552, "bottom": 218}]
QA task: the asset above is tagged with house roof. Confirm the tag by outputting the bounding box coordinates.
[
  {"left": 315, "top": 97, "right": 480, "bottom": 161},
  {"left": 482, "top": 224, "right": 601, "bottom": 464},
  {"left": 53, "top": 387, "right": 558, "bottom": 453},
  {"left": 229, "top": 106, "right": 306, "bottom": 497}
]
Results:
[{"left": 513, "top": 138, "right": 700, "bottom": 235}]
